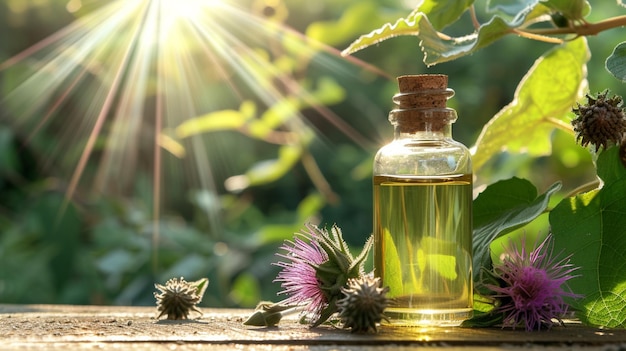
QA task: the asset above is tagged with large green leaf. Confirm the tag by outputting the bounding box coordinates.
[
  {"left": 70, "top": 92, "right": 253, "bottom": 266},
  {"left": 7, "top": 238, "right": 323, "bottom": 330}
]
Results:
[
  {"left": 472, "top": 177, "right": 561, "bottom": 282},
  {"left": 410, "top": 0, "right": 474, "bottom": 31},
  {"left": 606, "top": 41, "right": 626, "bottom": 82},
  {"left": 472, "top": 37, "right": 589, "bottom": 171},
  {"left": 550, "top": 146, "right": 626, "bottom": 328}
]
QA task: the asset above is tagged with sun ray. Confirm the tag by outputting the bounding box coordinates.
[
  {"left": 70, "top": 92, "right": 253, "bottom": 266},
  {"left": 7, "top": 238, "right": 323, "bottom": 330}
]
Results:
[
  {"left": 0, "top": 0, "right": 389, "bottom": 274},
  {"left": 65, "top": 1, "right": 152, "bottom": 201}
]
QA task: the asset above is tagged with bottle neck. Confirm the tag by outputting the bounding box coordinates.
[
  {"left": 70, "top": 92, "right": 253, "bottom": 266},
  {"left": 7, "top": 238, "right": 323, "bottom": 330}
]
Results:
[
  {"left": 394, "top": 124, "right": 452, "bottom": 140},
  {"left": 389, "top": 108, "right": 456, "bottom": 140}
]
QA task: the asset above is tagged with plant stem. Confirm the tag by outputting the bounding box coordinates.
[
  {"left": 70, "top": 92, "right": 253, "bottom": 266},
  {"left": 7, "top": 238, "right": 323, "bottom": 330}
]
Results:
[
  {"left": 301, "top": 150, "right": 339, "bottom": 204},
  {"left": 564, "top": 178, "right": 601, "bottom": 198},
  {"left": 470, "top": 5, "right": 480, "bottom": 30},
  {"left": 545, "top": 117, "right": 575, "bottom": 136},
  {"left": 511, "top": 29, "right": 564, "bottom": 44},
  {"left": 520, "top": 14, "right": 626, "bottom": 38}
]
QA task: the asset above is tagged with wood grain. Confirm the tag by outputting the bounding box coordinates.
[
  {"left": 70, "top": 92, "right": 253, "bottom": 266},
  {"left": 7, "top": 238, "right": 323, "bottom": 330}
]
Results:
[{"left": 1, "top": 304, "right": 625, "bottom": 350}]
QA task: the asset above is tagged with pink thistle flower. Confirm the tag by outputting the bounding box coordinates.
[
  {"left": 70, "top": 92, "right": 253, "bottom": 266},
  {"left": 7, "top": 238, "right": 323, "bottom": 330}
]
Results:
[
  {"left": 274, "top": 225, "right": 329, "bottom": 317},
  {"left": 486, "top": 234, "right": 580, "bottom": 331},
  {"left": 244, "top": 223, "right": 372, "bottom": 327}
]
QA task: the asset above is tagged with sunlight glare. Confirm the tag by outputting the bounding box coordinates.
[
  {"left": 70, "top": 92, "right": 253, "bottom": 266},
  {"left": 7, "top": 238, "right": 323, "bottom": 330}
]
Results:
[
  {"left": 160, "top": 0, "right": 218, "bottom": 21},
  {"left": 0, "top": 0, "right": 382, "bottom": 251},
  {"left": 66, "top": 0, "right": 82, "bottom": 13}
]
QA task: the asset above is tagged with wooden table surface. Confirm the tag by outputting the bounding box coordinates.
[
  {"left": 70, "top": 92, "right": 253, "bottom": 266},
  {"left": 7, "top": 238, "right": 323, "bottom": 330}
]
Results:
[{"left": 1, "top": 304, "right": 626, "bottom": 350}]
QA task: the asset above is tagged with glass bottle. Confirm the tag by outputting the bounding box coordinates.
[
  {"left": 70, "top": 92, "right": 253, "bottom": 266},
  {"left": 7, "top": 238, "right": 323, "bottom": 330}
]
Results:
[{"left": 373, "top": 74, "right": 473, "bottom": 326}]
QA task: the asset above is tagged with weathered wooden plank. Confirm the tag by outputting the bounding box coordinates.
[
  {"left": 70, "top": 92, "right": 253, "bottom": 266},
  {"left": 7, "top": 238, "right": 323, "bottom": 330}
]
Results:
[{"left": 1, "top": 304, "right": 625, "bottom": 350}]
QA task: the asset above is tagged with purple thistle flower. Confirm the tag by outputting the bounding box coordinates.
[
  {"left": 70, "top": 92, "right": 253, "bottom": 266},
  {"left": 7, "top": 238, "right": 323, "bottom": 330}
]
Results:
[
  {"left": 274, "top": 224, "right": 330, "bottom": 318},
  {"left": 486, "top": 234, "right": 580, "bottom": 331},
  {"left": 270, "top": 223, "right": 373, "bottom": 327},
  {"left": 242, "top": 223, "right": 372, "bottom": 327}
]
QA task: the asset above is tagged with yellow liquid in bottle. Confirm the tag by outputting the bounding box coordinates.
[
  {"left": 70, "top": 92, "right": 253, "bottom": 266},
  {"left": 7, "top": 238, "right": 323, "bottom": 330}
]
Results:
[{"left": 373, "top": 174, "right": 473, "bottom": 326}]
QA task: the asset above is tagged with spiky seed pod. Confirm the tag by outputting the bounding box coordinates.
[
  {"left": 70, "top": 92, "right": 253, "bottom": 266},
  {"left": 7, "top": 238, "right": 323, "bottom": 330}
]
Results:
[
  {"left": 337, "top": 275, "right": 389, "bottom": 333},
  {"left": 154, "top": 277, "right": 208, "bottom": 320},
  {"left": 572, "top": 90, "right": 626, "bottom": 151}
]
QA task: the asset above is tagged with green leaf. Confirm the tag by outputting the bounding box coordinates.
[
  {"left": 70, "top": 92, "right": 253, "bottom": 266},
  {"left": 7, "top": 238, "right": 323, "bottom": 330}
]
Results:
[
  {"left": 306, "top": 2, "right": 394, "bottom": 46},
  {"left": 244, "top": 310, "right": 278, "bottom": 326},
  {"left": 342, "top": 9, "right": 536, "bottom": 66},
  {"left": 244, "top": 302, "right": 291, "bottom": 326},
  {"left": 550, "top": 146, "right": 626, "bottom": 328},
  {"left": 308, "top": 76, "right": 346, "bottom": 109},
  {"left": 606, "top": 42, "right": 626, "bottom": 82},
  {"left": 411, "top": 0, "right": 474, "bottom": 30},
  {"left": 296, "top": 193, "right": 325, "bottom": 222},
  {"left": 230, "top": 273, "right": 259, "bottom": 308},
  {"left": 461, "top": 310, "right": 504, "bottom": 328},
  {"left": 191, "top": 278, "right": 209, "bottom": 302},
  {"left": 422, "top": 15, "right": 517, "bottom": 65},
  {"left": 381, "top": 228, "right": 403, "bottom": 297},
  {"left": 543, "top": 0, "right": 590, "bottom": 20},
  {"left": 341, "top": 12, "right": 426, "bottom": 57},
  {"left": 233, "top": 144, "right": 303, "bottom": 189},
  {"left": 487, "top": 1, "right": 557, "bottom": 27},
  {"left": 97, "top": 249, "right": 136, "bottom": 275},
  {"left": 0, "top": 127, "right": 19, "bottom": 177},
  {"left": 256, "top": 224, "right": 302, "bottom": 244},
  {"left": 33, "top": 194, "right": 82, "bottom": 291},
  {"left": 472, "top": 178, "right": 561, "bottom": 282},
  {"left": 418, "top": 236, "right": 460, "bottom": 280},
  {"left": 472, "top": 38, "right": 589, "bottom": 171},
  {"left": 489, "top": 0, "right": 564, "bottom": 28},
  {"left": 597, "top": 142, "right": 626, "bottom": 184},
  {"left": 250, "top": 77, "right": 344, "bottom": 139},
  {"left": 487, "top": 0, "right": 540, "bottom": 18},
  {"left": 425, "top": 253, "right": 457, "bottom": 280},
  {"left": 175, "top": 101, "right": 255, "bottom": 139}
]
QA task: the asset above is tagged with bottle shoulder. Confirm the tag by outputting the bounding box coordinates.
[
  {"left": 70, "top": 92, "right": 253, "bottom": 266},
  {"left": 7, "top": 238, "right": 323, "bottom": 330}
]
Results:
[
  {"left": 374, "top": 138, "right": 472, "bottom": 176},
  {"left": 375, "top": 138, "right": 471, "bottom": 157}
]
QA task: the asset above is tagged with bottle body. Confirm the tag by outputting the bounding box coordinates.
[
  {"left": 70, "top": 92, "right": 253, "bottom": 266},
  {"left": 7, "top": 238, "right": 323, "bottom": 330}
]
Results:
[{"left": 373, "top": 75, "right": 473, "bottom": 326}]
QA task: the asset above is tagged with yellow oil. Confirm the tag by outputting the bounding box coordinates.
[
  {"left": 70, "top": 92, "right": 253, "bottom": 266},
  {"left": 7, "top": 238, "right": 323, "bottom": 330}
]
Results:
[{"left": 373, "top": 174, "right": 473, "bottom": 326}]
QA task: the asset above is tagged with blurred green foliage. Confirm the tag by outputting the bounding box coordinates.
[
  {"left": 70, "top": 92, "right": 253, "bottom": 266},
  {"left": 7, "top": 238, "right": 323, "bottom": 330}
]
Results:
[{"left": 0, "top": 0, "right": 623, "bottom": 310}]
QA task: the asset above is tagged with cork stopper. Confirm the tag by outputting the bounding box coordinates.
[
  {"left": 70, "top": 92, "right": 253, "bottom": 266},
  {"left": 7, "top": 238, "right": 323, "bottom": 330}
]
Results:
[
  {"left": 393, "top": 74, "right": 453, "bottom": 109},
  {"left": 389, "top": 74, "right": 457, "bottom": 133},
  {"left": 397, "top": 74, "right": 447, "bottom": 92}
]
